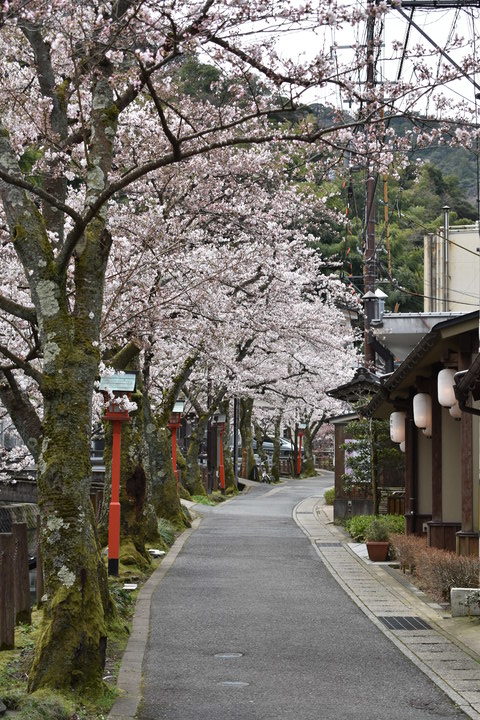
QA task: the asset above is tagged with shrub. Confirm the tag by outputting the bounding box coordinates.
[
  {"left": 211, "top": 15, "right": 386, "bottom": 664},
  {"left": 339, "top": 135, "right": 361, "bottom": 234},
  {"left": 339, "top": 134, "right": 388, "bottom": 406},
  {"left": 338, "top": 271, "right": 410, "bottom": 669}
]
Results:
[
  {"left": 390, "top": 533, "right": 426, "bottom": 572},
  {"left": 415, "top": 548, "right": 480, "bottom": 601},
  {"left": 365, "top": 517, "right": 389, "bottom": 542},
  {"left": 346, "top": 514, "right": 405, "bottom": 542},
  {"left": 390, "top": 534, "right": 480, "bottom": 602},
  {"left": 324, "top": 487, "right": 335, "bottom": 505},
  {"left": 345, "top": 515, "right": 373, "bottom": 541}
]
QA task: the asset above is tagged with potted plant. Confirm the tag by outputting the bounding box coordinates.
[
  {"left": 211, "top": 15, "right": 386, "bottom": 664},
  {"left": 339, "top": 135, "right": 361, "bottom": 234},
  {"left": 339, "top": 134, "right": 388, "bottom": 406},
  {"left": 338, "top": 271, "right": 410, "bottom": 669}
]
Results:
[{"left": 365, "top": 517, "right": 390, "bottom": 561}]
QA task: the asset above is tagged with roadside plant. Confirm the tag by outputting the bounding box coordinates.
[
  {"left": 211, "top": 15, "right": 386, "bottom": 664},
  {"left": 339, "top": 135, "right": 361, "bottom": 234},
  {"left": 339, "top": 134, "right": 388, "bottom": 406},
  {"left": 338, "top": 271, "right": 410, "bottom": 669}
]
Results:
[
  {"left": 324, "top": 487, "right": 335, "bottom": 505},
  {"left": 364, "top": 517, "right": 390, "bottom": 543}
]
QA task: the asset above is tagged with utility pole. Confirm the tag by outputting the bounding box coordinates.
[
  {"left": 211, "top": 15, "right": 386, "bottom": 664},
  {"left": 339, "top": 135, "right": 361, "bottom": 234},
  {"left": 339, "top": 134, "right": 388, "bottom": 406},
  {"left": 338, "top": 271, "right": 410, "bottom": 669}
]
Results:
[{"left": 363, "top": 6, "right": 377, "bottom": 367}]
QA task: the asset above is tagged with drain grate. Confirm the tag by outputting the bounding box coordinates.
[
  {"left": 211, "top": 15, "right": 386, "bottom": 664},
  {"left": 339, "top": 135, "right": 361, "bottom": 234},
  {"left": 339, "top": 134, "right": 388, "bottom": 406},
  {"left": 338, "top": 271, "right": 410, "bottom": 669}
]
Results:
[
  {"left": 316, "top": 542, "right": 342, "bottom": 547},
  {"left": 378, "top": 616, "right": 432, "bottom": 631}
]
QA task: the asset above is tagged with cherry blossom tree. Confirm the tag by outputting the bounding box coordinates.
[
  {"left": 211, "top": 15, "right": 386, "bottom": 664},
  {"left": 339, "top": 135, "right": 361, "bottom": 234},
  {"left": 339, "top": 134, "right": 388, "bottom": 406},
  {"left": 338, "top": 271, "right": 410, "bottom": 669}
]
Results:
[{"left": 0, "top": 0, "right": 462, "bottom": 694}]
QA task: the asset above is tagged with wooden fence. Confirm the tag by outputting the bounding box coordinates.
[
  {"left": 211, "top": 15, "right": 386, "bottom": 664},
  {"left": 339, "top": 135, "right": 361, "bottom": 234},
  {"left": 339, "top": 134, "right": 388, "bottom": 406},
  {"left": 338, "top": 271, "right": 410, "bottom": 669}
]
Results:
[{"left": 0, "top": 521, "right": 41, "bottom": 650}]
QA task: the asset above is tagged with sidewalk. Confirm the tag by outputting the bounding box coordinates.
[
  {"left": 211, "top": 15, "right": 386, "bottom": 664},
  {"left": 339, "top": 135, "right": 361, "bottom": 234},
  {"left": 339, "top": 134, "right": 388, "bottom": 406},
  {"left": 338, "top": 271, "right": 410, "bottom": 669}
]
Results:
[{"left": 293, "top": 497, "right": 480, "bottom": 720}]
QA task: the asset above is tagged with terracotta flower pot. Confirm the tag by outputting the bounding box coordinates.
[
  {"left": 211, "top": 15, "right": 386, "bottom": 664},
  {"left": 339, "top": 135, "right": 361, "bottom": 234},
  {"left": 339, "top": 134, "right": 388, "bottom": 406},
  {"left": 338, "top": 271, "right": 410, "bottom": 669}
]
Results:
[{"left": 366, "top": 541, "right": 390, "bottom": 562}]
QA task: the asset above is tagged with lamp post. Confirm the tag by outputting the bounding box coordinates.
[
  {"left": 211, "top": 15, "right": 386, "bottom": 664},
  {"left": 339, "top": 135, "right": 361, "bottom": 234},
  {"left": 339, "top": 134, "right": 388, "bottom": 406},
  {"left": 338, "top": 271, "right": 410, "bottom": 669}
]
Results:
[
  {"left": 296, "top": 422, "right": 307, "bottom": 477},
  {"left": 168, "top": 400, "right": 185, "bottom": 487},
  {"left": 99, "top": 372, "right": 137, "bottom": 576},
  {"left": 213, "top": 413, "right": 227, "bottom": 494}
]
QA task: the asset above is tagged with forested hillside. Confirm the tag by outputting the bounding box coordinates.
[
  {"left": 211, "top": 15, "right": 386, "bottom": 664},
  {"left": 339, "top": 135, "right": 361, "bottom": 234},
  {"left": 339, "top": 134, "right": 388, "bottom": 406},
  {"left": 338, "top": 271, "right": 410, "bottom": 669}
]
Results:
[{"left": 305, "top": 163, "right": 477, "bottom": 312}]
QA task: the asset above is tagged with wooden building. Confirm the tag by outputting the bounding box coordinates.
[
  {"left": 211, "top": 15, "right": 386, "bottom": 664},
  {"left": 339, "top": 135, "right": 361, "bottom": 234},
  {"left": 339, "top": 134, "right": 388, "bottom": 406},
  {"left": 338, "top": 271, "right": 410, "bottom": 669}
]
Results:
[{"left": 365, "top": 312, "right": 479, "bottom": 555}]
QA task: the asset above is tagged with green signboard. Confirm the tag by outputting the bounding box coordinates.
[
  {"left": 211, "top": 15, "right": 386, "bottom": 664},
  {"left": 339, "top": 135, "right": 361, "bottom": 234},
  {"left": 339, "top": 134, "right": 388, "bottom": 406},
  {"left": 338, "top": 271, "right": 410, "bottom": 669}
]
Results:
[{"left": 99, "top": 373, "right": 136, "bottom": 393}]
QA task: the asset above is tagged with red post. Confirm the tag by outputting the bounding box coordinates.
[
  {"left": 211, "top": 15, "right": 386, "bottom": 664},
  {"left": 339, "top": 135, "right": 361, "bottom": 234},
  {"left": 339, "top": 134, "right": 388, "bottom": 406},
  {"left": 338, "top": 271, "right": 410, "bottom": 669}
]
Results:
[
  {"left": 296, "top": 432, "right": 304, "bottom": 476},
  {"left": 168, "top": 422, "right": 181, "bottom": 487},
  {"left": 108, "top": 418, "right": 122, "bottom": 576},
  {"left": 104, "top": 408, "right": 130, "bottom": 576},
  {"left": 218, "top": 424, "right": 225, "bottom": 494}
]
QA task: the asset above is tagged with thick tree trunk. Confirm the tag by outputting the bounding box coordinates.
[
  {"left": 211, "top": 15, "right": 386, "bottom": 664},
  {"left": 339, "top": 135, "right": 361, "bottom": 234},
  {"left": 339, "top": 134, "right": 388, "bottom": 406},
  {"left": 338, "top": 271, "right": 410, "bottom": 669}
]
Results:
[{"left": 29, "top": 365, "right": 107, "bottom": 692}]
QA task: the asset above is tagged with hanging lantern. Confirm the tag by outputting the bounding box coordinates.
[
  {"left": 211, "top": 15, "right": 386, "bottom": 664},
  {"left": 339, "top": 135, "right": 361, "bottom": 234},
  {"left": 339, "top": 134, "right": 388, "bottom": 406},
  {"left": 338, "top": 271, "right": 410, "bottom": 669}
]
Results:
[
  {"left": 413, "top": 393, "right": 432, "bottom": 429},
  {"left": 422, "top": 425, "right": 432, "bottom": 438},
  {"left": 390, "top": 411, "right": 406, "bottom": 444},
  {"left": 438, "top": 368, "right": 456, "bottom": 408},
  {"left": 449, "top": 402, "right": 462, "bottom": 420},
  {"left": 399, "top": 441, "right": 405, "bottom": 453}
]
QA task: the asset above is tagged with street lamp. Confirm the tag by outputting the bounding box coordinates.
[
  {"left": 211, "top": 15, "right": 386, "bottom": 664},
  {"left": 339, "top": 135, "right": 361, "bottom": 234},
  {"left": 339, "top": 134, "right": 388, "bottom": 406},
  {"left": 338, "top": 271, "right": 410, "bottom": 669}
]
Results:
[
  {"left": 296, "top": 422, "right": 307, "bottom": 477},
  {"left": 168, "top": 400, "right": 185, "bottom": 487},
  {"left": 213, "top": 413, "right": 227, "bottom": 494},
  {"left": 99, "top": 372, "right": 137, "bottom": 576}
]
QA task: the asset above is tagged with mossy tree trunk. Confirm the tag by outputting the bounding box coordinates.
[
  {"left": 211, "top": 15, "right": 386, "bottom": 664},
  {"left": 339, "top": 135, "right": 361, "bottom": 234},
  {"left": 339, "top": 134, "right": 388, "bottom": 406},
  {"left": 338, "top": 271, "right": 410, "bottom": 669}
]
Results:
[
  {"left": 144, "top": 355, "right": 197, "bottom": 528},
  {"left": 254, "top": 421, "right": 269, "bottom": 477},
  {"left": 302, "top": 416, "right": 324, "bottom": 477},
  {"left": 0, "top": 50, "right": 119, "bottom": 691},
  {"left": 239, "top": 397, "right": 255, "bottom": 479},
  {"left": 184, "top": 415, "right": 208, "bottom": 495}
]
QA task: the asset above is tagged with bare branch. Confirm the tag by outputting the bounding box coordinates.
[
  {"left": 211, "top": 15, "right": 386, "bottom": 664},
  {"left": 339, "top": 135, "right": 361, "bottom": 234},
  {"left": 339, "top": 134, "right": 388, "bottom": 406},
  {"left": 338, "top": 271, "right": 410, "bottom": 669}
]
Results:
[
  {"left": 0, "top": 166, "right": 82, "bottom": 224},
  {"left": 0, "top": 293, "right": 37, "bottom": 323},
  {"left": 0, "top": 344, "right": 44, "bottom": 386}
]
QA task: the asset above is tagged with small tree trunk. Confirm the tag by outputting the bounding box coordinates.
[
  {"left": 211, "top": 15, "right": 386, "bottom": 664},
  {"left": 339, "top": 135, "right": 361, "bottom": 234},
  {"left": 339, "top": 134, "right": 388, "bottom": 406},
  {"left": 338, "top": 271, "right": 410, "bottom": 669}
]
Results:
[
  {"left": 272, "top": 415, "right": 282, "bottom": 483},
  {"left": 239, "top": 398, "right": 255, "bottom": 479},
  {"left": 303, "top": 427, "right": 316, "bottom": 477},
  {"left": 184, "top": 417, "right": 208, "bottom": 495}
]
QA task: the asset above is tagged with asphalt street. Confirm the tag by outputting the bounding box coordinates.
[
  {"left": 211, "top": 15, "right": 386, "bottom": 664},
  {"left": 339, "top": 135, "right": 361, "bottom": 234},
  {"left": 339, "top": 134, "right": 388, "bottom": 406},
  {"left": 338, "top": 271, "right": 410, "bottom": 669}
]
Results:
[{"left": 139, "top": 476, "right": 467, "bottom": 720}]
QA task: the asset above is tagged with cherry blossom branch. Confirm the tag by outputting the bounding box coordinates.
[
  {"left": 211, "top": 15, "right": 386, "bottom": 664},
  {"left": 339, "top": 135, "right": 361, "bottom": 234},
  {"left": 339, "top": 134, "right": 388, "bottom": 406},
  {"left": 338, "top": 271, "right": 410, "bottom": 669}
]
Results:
[{"left": 140, "top": 64, "right": 182, "bottom": 160}]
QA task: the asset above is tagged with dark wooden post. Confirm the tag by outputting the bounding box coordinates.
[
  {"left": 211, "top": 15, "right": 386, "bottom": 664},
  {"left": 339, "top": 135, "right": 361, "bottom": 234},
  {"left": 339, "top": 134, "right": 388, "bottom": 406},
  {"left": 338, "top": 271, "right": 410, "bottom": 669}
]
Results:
[
  {"left": 334, "top": 424, "right": 345, "bottom": 498},
  {"left": 0, "top": 533, "right": 15, "bottom": 649},
  {"left": 404, "top": 405, "right": 417, "bottom": 534},
  {"left": 456, "top": 352, "right": 477, "bottom": 555},
  {"left": 12, "top": 523, "right": 31, "bottom": 625},
  {"left": 36, "top": 515, "right": 44, "bottom": 607}
]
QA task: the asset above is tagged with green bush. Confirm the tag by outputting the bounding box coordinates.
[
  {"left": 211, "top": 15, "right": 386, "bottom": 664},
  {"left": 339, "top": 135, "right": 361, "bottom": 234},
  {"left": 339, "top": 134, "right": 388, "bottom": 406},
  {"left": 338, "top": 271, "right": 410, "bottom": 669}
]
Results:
[
  {"left": 364, "top": 517, "right": 389, "bottom": 542},
  {"left": 324, "top": 487, "right": 335, "bottom": 505},
  {"left": 157, "top": 518, "right": 176, "bottom": 546},
  {"left": 346, "top": 514, "right": 405, "bottom": 542}
]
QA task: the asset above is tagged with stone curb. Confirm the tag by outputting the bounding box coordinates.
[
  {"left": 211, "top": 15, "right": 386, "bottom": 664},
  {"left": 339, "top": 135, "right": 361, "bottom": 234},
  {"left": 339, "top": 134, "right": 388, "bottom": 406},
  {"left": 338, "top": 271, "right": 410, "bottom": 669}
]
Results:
[
  {"left": 107, "top": 518, "right": 201, "bottom": 720},
  {"left": 293, "top": 498, "right": 480, "bottom": 720}
]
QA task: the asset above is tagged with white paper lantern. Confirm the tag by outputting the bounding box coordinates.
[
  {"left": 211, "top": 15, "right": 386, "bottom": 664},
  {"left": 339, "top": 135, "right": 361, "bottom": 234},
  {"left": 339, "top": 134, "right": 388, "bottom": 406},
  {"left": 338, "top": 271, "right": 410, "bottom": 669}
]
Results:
[
  {"left": 390, "top": 411, "right": 406, "bottom": 444},
  {"left": 449, "top": 402, "right": 462, "bottom": 420},
  {"left": 422, "top": 425, "right": 432, "bottom": 438},
  {"left": 438, "top": 368, "right": 456, "bottom": 408},
  {"left": 413, "top": 393, "right": 432, "bottom": 430},
  {"left": 399, "top": 441, "right": 405, "bottom": 453}
]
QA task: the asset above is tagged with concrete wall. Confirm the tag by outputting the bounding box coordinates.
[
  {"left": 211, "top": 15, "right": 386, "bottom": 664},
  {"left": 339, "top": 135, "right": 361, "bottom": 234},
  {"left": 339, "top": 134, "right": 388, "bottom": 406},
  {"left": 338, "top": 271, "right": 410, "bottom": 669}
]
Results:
[{"left": 424, "top": 225, "right": 479, "bottom": 313}]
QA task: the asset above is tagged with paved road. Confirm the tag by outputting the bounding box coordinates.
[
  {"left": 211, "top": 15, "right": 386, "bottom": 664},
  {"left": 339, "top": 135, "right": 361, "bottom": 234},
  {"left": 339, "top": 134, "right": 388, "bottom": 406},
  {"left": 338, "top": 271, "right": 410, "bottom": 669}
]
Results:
[{"left": 139, "top": 476, "right": 467, "bottom": 720}]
